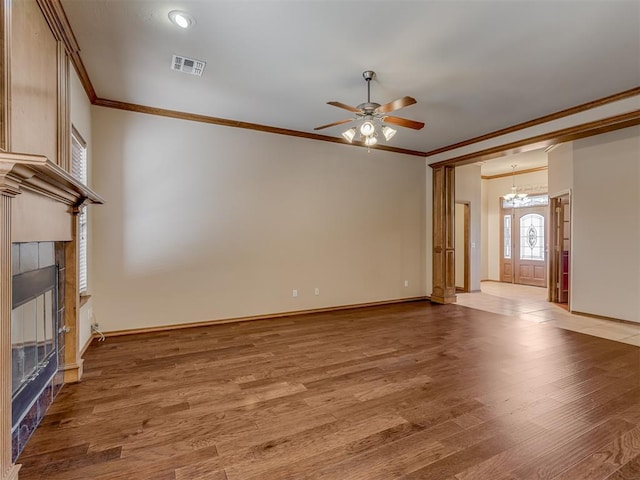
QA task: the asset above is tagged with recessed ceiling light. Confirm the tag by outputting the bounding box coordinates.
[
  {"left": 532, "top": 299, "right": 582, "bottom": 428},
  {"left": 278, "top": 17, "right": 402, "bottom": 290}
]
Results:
[{"left": 168, "top": 10, "right": 195, "bottom": 29}]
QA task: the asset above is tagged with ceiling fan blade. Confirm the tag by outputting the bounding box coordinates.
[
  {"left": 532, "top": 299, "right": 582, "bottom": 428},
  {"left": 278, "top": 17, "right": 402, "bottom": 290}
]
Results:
[
  {"left": 314, "top": 118, "right": 354, "bottom": 130},
  {"left": 327, "top": 101, "right": 361, "bottom": 113},
  {"left": 375, "top": 96, "right": 417, "bottom": 114},
  {"left": 384, "top": 115, "right": 425, "bottom": 130}
]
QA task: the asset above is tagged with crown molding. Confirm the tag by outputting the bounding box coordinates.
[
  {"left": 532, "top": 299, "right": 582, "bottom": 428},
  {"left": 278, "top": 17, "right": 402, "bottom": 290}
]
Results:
[
  {"left": 37, "top": 0, "right": 96, "bottom": 102},
  {"left": 429, "top": 110, "right": 640, "bottom": 169},
  {"left": 36, "top": 0, "right": 79, "bottom": 54},
  {"left": 92, "top": 98, "right": 429, "bottom": 157},
  {"left": 424, "top": 87, "right": 640, "bottom": 158}
]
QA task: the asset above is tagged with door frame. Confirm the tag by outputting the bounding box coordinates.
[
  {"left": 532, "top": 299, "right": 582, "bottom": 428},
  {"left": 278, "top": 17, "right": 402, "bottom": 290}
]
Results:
[
  {"left": 455, "top": 201, "right": 471, "bottom": 293},
  {"left": 548, "top": 190, "right": 572, "bottom": 306}
]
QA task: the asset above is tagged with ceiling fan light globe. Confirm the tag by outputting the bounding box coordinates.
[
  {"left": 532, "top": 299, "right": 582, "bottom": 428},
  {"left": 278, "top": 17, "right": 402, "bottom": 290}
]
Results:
[
  {"left": 360, "top": 121, "right": 375, "bottom": 136},
  {"left": 382, "top": 126, "right": 397, "bottom": 141},
  {"left": 364, "top": 135, "right": 378, "bottom": 147},
  {"left": 342, "top": 128, "right": 356, "bottom": 143}
]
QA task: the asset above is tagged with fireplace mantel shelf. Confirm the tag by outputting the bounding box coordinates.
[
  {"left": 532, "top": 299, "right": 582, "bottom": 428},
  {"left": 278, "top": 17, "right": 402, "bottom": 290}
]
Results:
[{"left": 0, "top": 151, "right": 104, "bottom": 205}]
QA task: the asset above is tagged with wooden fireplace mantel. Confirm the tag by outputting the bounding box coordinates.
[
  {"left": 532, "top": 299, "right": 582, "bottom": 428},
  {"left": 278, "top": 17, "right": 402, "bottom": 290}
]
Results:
[
  {"left": 0, "top": 151, "right": 104, "bottom": 480},
  {"left": 0, "top": 152, "right": 104, "bottom": 205}
]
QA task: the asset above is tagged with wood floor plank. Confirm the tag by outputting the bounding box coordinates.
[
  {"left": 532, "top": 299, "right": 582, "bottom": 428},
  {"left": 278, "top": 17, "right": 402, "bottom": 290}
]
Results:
[
  {"left": 454, "top": 417, "right": 591, "bottom": 480},
  {"left": 554, "top": 426, "right": 640, "bottom": 480},
  {"left": 403, "top": 422, "right": 545, "bottom": 479},
  {"left": 511, "top": 417, "right": 636, "bottom": 480},
  {"left": 605, "top": 453, "right": 640, "bottom": 479},
  {"left": 15, "top": 300, "right": 640, "bottom": 480}
]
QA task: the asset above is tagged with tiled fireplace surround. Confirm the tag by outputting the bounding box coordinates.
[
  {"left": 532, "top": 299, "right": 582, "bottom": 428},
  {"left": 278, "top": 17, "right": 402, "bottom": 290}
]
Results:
[{"left": 10, "top": 242, "right": 67, "bottom": 460}]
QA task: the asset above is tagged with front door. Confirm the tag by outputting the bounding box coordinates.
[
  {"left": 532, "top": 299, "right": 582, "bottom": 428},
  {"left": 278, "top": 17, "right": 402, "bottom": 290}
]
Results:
[
  {"left": 514, "top": 206, "right": 547, "bottom": 287},
  {"left": 500, "top": 195, "right": 548, "bottom": 287}
]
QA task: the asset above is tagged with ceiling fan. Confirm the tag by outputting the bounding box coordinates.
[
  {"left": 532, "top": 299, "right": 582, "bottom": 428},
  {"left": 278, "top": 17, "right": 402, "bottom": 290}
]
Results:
[{"left": 315, "top": 70, "right": 425, "bottom": 146}]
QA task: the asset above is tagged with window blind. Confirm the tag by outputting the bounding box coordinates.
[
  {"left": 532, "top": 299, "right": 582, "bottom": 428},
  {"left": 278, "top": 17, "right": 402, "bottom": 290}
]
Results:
[{"left": 71, "top": 130, "right": 88, "bottom": 294}]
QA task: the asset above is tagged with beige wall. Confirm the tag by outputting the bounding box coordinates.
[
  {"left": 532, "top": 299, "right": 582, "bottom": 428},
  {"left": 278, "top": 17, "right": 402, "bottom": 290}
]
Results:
[
  {"left": 455, "top": 164, "right": 482, "bottom": 290},
  {"left": 91, "top": 107, "right": 427, "bottom": 332},
  {"left": 572, "top": 126, "right": 640, "bottom": 322},
  {"left": 481, "top": 170, "right": 548, "bottom": 280},
  {"left": 69, "top": 67, "right": 94, "bottom": 350},
  {"left": 548, "top": 143, "right": 573, "bottom": 196}
]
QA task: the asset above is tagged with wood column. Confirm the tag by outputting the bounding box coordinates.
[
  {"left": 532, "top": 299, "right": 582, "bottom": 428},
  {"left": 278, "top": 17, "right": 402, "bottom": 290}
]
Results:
[
  {"left": 56, "top": 42, "right": 69, "bottom": 172},
  {"left": 0, "top": 0, "right": 10, "bottom": 153},
  {"left": 431, "top": 165, "right": 457, "bottom": 304},
  {"left": 63, "top": 207, "right": 82, "bottom": 382},
  {"left": 0, "top": 5, "right": 18, "bottom": 476},
  {"left": 0, "top": 179, "right": 21, "bottom": 480}
]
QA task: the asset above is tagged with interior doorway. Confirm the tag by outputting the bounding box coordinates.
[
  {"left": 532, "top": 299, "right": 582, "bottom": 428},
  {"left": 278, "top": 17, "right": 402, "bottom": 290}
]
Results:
[
  {"left": 549, "top": 194, "right": 571, "bottom": 305},
  {"left": 455, "top": 202, "right": 470, "bottom": 292},
  {"left": 500, "top": 195, "right": 549, "bottom": 288}
]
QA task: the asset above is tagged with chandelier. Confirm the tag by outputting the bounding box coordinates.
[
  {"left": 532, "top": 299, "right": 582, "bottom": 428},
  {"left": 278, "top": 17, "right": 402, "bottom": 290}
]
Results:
[{"left": 503, "top": 165, "right": 528, "bottom": 203}]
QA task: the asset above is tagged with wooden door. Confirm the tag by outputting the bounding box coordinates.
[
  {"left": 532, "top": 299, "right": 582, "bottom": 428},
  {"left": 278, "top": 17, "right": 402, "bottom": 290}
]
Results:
[
  {"left": 455, "top": 202, "right": 470, "bottom": 292},
  {"left": 500, "top": 197, "right": 549, "bottom": 287},
  {"left": 558, "top": 199, "right": 570, "bottom": 302},
  {"left": 550, "top": 196, "right": 570, "bottom": 303},
  {"left": 514, "top": 206, "right": 547, "bottom": 287}
]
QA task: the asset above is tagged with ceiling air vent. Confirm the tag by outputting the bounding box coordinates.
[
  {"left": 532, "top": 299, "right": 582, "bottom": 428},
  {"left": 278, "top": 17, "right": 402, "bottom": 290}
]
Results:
[{"left": 171, "top": 55, "right": 206, "bottom": 76}]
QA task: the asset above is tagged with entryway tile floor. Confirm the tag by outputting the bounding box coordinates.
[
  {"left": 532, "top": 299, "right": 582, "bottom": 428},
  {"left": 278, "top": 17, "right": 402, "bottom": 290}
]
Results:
[{"left": 456, "top": 281, "right": 640, "bottom": 346}]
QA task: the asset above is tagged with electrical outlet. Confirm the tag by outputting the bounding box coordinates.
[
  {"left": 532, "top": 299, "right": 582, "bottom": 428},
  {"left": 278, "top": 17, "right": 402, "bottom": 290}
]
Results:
[
  {"left": 91, "top": 322, "right": 100, "bottom": 332},
  {"left": 292, "top": 289, "right": 298, "bottom": 298},
  {"left": 314, "top": 288, "right": 320, "bottom": 296},
  {"left": 404, "top": 280, "right": 409, "bottom": 287}
]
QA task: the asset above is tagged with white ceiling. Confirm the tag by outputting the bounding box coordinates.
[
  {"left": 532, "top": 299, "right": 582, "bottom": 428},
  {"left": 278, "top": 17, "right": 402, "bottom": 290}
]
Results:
[{"left": 61, "top": 0, "right": 640, "bottom": 154}]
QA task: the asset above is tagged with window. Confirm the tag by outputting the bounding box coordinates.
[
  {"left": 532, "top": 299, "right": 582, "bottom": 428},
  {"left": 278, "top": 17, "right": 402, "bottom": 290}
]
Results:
[
  {"left": 71, "top": 128, "right": 88, "bottom": 294},
  {"left": 502, "top": 194, "right": 549, "bottom": 209},
  {"left": 519, "top": 213, "right": 545, "bottom": 261},
  {"left": 503, "top": 215, "right": 511, "bottom": 259}
]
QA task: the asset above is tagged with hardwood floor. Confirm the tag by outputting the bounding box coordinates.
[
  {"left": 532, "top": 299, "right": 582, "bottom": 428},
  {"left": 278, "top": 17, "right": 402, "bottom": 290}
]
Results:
[{"left": 17, "top": 300, "right": 640, "bottom": 479}]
